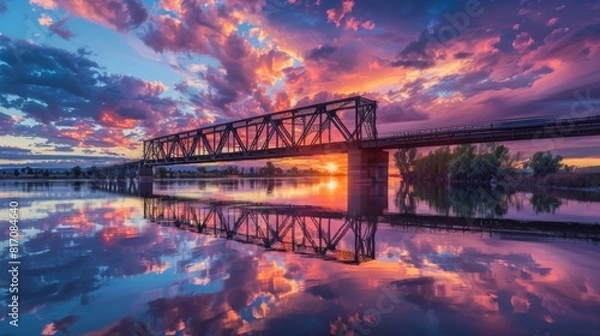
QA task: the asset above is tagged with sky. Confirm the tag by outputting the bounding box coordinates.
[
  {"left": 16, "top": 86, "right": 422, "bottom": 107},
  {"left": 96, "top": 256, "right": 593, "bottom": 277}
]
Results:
[{"left": 0, "top": 0, "right": 599, "bottom": 169}]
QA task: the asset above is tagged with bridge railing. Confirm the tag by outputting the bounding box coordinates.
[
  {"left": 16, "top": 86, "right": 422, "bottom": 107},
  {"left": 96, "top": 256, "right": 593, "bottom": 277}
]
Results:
[{"left": 377, "top": 113, "right": 600, "bottom": 142}]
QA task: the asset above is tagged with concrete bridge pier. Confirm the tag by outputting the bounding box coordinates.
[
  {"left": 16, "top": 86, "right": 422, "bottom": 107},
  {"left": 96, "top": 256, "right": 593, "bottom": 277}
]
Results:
[
  {"left": 348, "top": 148, "right": 389, "bottom": 183},
  {"left": 138, "top": 166, "right": 154, "bottom": 197},
  {"left": 347, "top": 148, "right": 389, "bottom": 216},
  {"left": 138, "top": 166, "right": 154, "bottom": 181}
]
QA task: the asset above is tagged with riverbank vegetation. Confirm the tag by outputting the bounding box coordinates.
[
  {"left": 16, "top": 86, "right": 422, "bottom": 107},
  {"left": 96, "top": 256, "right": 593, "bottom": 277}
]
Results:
[
  {"left": 154, "top": 161, "right": 329, "bottom": 178},
  {"left": 0, "top": 166, "right": 87, "bottom": 179},
  {"left": 393, "top": 144, "right": 600, "bottom": 189},
  {"left": 0, "top": 162, "right": 331, "bottom": 180}
]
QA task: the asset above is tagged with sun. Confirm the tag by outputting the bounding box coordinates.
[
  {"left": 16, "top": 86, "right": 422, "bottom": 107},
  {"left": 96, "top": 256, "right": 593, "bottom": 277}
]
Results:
[{"left": 325, "top": 162, "right": 338, "bottom": 173}]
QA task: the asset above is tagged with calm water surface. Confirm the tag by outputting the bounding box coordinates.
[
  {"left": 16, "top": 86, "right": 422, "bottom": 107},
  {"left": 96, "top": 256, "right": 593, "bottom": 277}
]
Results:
[{"left": 0, "top": 179, "right": 599, "bottom": 336}]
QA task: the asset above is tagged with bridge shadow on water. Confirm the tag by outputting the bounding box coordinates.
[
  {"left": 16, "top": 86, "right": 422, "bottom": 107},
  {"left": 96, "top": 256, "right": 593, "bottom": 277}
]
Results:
[{"left": 91, "top": 179, "right": 600, "bottom": 266}]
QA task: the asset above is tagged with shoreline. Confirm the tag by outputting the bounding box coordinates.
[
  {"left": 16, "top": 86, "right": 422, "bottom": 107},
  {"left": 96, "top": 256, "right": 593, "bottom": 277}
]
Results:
[
  {"left": 2, "top": 176, "right": 600, "bottom": 193},
  {"left": 0, "top": 175, "right": 343, "bottom": 182},
  {"left": 499, "top": 181, "right": 600, "bottom": 194}
]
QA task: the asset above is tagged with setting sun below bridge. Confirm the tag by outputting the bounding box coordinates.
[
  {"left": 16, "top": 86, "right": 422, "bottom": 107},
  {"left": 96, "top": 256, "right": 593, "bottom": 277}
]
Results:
[{"left": 325, "top": 162, "right": 338, "bottom": 173}]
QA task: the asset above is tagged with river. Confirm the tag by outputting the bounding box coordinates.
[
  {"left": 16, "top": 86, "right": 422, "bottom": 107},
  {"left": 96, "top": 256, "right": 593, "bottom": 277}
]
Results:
[{"left": 0, "top": 178, "right": 599, "bottom": 335}]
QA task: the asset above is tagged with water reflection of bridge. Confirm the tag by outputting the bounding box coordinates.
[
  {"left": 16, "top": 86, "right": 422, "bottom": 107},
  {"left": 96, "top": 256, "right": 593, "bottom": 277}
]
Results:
[
  {"left": 91, "top": 181, "right": 600, "bottom": 265},
  {"left": 91, "top": 179, "right": 153, "bottom": 198},
  {"left": 144, "top": 197, "right": 377, "bottom": 264}
]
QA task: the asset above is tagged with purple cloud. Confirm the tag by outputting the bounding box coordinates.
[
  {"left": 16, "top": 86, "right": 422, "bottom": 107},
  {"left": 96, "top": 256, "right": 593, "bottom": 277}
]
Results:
[{"left": 0, "top": 35, "right": 182, "bottom": 148}]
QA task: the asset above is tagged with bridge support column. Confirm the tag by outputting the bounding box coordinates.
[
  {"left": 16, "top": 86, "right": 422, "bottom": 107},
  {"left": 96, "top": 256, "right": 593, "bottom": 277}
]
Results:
[
  {"left": 138, "top": 166, "right": 154, "bottom": 198},
  {"left": 138, "top": 166, "right": 154, "bottom": 181},
  {"left": 348, "top": 148, "right": 389, "bottom": 183},
  {"left": 347, "top": 149, "right": 389, "bottom": 216}
]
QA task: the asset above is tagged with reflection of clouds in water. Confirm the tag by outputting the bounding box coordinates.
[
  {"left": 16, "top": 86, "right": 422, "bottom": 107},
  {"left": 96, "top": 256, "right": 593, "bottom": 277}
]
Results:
[
  {"left": 359, "top": 234, "right": 600, "bottom": 334},
  {"left": 2, "top": 182, "right": 600, "bottom": 335},
  {"left": 0, "top": 189, "right": 230, "bottom": 334},
  {"left": 106, "top": 253, "right": 309, "bottom": 335}
]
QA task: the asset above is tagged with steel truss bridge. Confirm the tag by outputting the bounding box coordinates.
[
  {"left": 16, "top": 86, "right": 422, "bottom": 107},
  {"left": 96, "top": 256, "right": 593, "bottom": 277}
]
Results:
[
  {"left": 95, "top": 95, "right": 600, "bottom": 183},
  {"left": 142, "top": 96, "right": 378, "bottom": 165},
  {"left": 139, "top": 95, "right": 600, "bottom": 166}
]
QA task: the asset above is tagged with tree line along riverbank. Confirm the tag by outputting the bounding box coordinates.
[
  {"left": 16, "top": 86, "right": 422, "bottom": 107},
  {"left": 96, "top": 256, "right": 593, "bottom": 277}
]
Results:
[{"left": 393, "top": 144, "right": 600, "bottom": 189}]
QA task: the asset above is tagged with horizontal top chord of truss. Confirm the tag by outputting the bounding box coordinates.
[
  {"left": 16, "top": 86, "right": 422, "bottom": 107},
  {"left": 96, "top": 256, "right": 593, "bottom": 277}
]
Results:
[{"left": 143, "top": 96, "right": 377, "bottom": 165}]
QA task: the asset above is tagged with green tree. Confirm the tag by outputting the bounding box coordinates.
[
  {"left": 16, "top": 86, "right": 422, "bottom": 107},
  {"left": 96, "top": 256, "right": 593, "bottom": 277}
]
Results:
[
  {"left": 288, "top": 167, "right": 299, "bottom": 175},
  {"left": 393, "top": 148, "right": 418, "bottom": 180},
  {"left": 225, "top": 166, "right": 240, "bottom": 175},
  {"left": 197, "top": 166, "right": 207, "bottom": 175},
  {"left": 447, "top": 144, "right": 519, "bottom": 182},
  {"left": 414, "top": 146, "right": 453, "bottom": 181},
  {"left": 265, "top": 161, "right": 276, "bottom": 176},
  {"left": 43, "top": 170, "right": 50, "bottom": 177},
  {"left": 157, "top": 167, "right": 168, "bottom": 178},
  {"left": 13, "top": 169, "right": 19, "bottom": 177},
  {"left": 530, "top": 151, "right": 564, "bottom": 177},
  {"left": 86, "top": 166, "right": 99, "bottom": 178},
  {"left": 72, "top": 166, "right": 82, "bottom": 178}
]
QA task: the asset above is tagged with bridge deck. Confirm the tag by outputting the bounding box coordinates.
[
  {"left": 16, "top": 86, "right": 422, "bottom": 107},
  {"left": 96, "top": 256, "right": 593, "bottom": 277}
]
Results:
[{"left": 368, "top": 114, "right": 600, "bottom": 149}]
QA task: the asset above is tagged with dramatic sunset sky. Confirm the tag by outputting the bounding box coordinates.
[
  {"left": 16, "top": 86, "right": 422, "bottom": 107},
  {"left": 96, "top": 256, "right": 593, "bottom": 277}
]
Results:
[{"left": 0, "top": 0, "right": 599, "bottom": 169}]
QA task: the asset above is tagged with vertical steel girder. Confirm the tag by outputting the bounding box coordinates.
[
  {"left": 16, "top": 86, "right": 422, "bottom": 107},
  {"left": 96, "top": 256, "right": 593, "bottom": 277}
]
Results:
[
  {"left": 143, "top": 96, "right": 378, "bottom": 164},
  {"left": 143, "top": 198, "right": 377, "bottom": 263}
]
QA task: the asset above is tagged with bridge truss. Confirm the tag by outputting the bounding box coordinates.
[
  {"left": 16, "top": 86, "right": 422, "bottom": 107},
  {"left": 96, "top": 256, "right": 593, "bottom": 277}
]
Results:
[{"left": 143, "top": 96, "right": 377, "bottom": 165}]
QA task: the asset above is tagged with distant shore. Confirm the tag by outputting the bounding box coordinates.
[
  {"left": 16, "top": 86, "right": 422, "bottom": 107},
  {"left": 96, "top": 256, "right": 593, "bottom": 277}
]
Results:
[
  {"left": 0, "top": 174, "right": 343, "bottom": 181},
  {"left": 3, "top": 172, "right": 599, "bottom": 193}
]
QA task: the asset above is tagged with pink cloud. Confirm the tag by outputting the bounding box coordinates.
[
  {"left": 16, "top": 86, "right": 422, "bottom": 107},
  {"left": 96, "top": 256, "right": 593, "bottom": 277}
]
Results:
[
  {"left": 361, "top": 20, "right": 375, "bottom": 30},
  {"left": 38, "top": 13, "right": 54, "bottom": 26},
  {"left": 31, "top": 0, "right": 148, "bottom": 32},
  {"left": 344, "top": 16, "right": 359, "bottom": 31},
  {"left": 159, "top": 0, "right": 183, "bottom": 14},
  {"left": 326, "top": 0, "right": 354, "bottom": 27},
  {"left": 30, "top": 0, "right": 57, "bottom": 10},
  {"left": 513, "top": 32, "right": 535, "bottom": 51}
]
